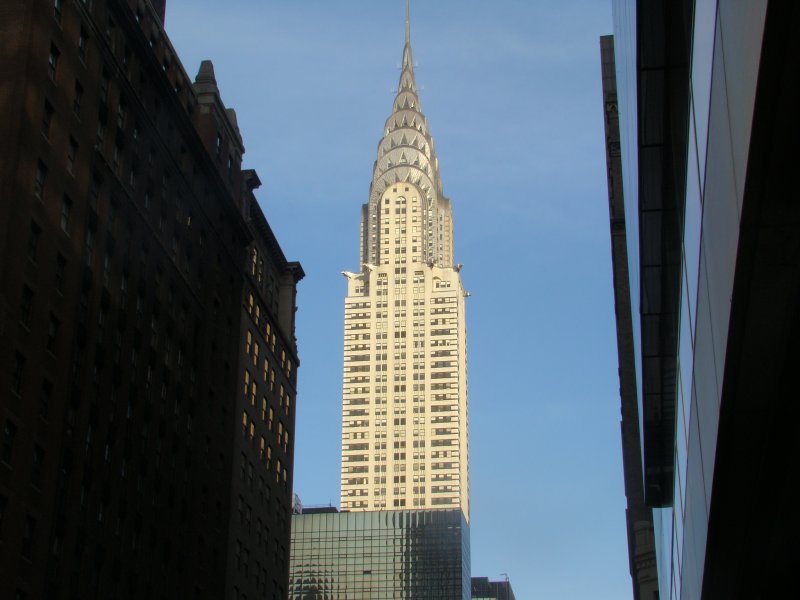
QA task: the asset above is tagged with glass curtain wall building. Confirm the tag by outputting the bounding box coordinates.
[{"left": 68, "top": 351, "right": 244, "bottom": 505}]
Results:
[
  {"left": 610, "top": 1, "right": 800, "bottom": 598},
  {"left": 289, "top": 509, "right": 470, "bottom": 600}
]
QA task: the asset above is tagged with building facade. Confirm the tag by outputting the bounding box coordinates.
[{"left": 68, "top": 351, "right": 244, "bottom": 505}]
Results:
[
  {"left": 0, "top": 1, "right": 301, "bottom": 599},
  {"left": 599, "top": 35, "right": 659, "bottom": 600},
  {"left": 470, "top": 576, "right": 516, "bottom": 600},
  {"left": 290, "top": 508, "right": 470, "bottom": 600},
  {"left": 340, "top": 4, "right": 469, "bottom": 518},
  {"left": 610, "top": 1, "right": 799, "bottom": 597}
]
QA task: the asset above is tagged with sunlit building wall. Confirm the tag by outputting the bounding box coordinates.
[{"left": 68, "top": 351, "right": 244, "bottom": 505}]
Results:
[{"left": 339, "top": 6, "right": 470, "bottom": 520}]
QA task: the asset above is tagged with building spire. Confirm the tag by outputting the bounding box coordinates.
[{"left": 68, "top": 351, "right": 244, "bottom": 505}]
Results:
[
  {"left": 400, "top": 0, "right": 415, "bottom": 86},
  {"left": 405, "top": 0, "right": 411, "bottom": 46}
]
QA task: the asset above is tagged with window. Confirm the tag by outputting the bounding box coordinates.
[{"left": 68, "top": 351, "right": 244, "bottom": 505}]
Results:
[
  {"left": 67, "top": 137, "right": 77, "bottom": 174},
  {"left": 34, "top": 160, "right": 47, "bottom": 198},
  {"left": 46, "top": 315, "right": 60, "bottom": 354},
  {"left": 84, "top": 229, "right": 94, "bottom": 265},
  {"left": 10, "top": 351, "right": 26, "bottom": 396},
  {"left": 73, "top": 81, "right": 83, "bottom": 115},
  {"left": 2, "top": 420, "right": 18, "bottom": 462},
  {"left": 0, "top": 494, "right": 6, "bottom": 539},
  {"left": 48, "top": 44, "right": 59, "bottom": 80},
  {"left": 40, "top": 379, "right": 53, "bottom": 418},
  {"left": 31, "top": 446, "right": 44, "bottom": 488},
  {"left": 27, "top": 222, "right": 41, "bottom": 261},
  {"left": 117, "top": 100, "right": 127, "bottom": 128},
  {"left": 108, "top": 197, "right": 118, "bottom": 226},
  {"left": 22, "top": 516, "right": 35, "bottom": 558},
  {"left": 78, "top": 29, "right": 88, "bottom": 61},
  {"left": 60, "top": 196, "right": 71, "bottom": 232},
  {"left": 105, "top": 16, "right": 116, "bottom": 48},
  {"left": 19, "top": 286, "right": 33, "bottom": 327},
  {"left": 96, "top": 118, "right": 105, "bottom": 146},
  {"left": 55, "top": 254, "right": 65, "bottom": 292},
  {"left": 100, "top": 69, "right": 109, "bottom": 102},
  {"left": 103, "top": 252, "right": 111, "bottom": 286},
  {"left": 41, "top": 101, "right": 53, "bottom": 138}
]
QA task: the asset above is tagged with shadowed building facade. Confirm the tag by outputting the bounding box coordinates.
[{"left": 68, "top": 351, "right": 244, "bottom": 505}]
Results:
[
  {"left": 0, "top": 1, "right": 301, "bottom": 598},
  {"left": 610, "top": 0, "right": 800, "bottom": 597}
]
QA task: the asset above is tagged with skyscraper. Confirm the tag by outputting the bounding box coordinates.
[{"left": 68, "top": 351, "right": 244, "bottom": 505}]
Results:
[
  {"left": 290, "top": 7, "right": 471, "bottom": 598},
  {"left": 340, "top": 3, "right": 469, "bottom": 518}
]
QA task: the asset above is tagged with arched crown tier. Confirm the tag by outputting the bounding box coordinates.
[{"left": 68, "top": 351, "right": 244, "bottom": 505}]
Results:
[{"left": 359, "top": 7, "right": 454, "bottom": 269}]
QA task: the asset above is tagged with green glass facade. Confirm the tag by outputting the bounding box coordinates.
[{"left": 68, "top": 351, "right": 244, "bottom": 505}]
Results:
[{"left": 289, "top": 509, "right": 470, "bottom": 599}]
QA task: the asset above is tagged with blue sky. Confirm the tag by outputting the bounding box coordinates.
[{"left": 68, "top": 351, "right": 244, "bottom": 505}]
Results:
[{"left": 165, "top": 1, "right": 625, "bottom": 597}]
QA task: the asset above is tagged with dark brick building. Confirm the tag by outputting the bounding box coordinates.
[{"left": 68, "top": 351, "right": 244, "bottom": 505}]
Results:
[{"left": 0, "top": 1, "right": 302, "bottom": 598}]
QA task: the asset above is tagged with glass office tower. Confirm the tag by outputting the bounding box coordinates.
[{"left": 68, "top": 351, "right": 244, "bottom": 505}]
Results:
[
  {"left": 610, "top": 1, "right": 800, "bottom": 598},
  {"left": 289, "top": 509, "right": 470, "bottom": 600}
]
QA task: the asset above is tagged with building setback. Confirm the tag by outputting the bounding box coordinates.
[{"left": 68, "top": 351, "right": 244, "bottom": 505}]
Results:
[
  {"left": 610, "top": 0, "right": 800, "bottom": 597},
  {"left": 0, "top": 1, "right": 302, "bottom": 599}
]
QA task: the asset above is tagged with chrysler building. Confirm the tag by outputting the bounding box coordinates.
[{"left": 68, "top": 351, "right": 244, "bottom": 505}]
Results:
[{"left": 340, "top": 3, "right": 470, "bottom": 519}]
